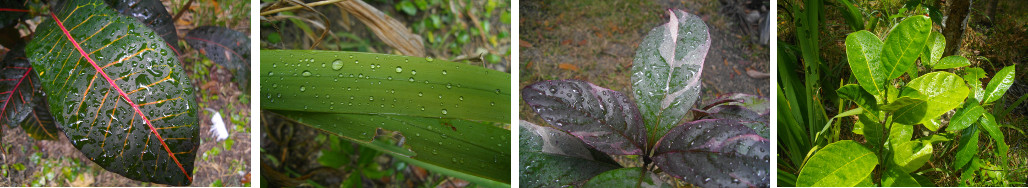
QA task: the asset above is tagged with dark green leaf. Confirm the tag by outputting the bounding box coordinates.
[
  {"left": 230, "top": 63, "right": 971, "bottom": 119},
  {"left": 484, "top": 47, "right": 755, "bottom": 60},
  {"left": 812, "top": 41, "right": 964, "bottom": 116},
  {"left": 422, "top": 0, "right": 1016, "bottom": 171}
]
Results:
[
  {"left": 26, "top": 0, "right": 199, "bottom": 185},
  {"left": 881, "top": 16, "right": 931, "bottom": 80},
  {"left": 652, "top": 119, "right": 769, "bottom": 187},
  {"left": 857, "top": 112, "right": 882, "bottom": 149},
  {"left": 836, "top": 0, "right": 864, "bottom": 30},
  {"left": 0, "top": 44, "right": 60, "bottom": 140},
  {"left": 582, "top": 167, "right": 669, "bottom": 188},
  {"left": 519, "top": 121, "right": 619, "bottom": 187},
  {"left": 184, "top": 26, "right": 251, "bottom": 91},
  {"left": 522, "top": 80, "right": 646, "bottom": 156},
  {"left": 978, "top": 113, "right": 1007, "bottom": 164},
  {"left": 631, "top": 10, "right": 709, "bottom": 140},
  {"left": 954, "top": 125, "right": 979, "bottom": 169},
  {"left": 795, "top": 140, "right": 878, "bottom": 187},
  {"left": 836, "top": 84, "right": 878, "bottom": 112},
  {"left": 104, "top": 0, "right": 181, "bottom": 54},
  {"left": 982, "top": 65, "right": 1015, "bottom": 104},
  {"left": 844, "top": 31, "right": 887, "bottom": 97}
]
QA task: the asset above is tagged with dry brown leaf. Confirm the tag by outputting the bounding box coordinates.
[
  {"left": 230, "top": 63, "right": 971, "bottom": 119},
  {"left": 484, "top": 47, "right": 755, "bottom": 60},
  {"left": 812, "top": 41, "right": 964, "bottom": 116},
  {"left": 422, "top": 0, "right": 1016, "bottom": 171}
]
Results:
[
  {"left": 519, "top": 39, "right": 533, "bottom": 48},
  {"left": 558, "top": 63, "right": 579, "bottom": 71}
]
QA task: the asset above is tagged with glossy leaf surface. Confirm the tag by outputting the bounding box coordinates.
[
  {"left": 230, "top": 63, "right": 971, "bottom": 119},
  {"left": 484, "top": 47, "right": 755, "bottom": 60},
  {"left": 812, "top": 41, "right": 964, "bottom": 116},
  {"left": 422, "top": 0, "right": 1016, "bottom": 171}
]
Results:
[
  {"left": 519, "top": 120, "right": 618, "bottom": 187},
  {"left": 978, "top": 113, "right": 1007, "bottom": 163},
  {"left": 185, "top": 26, "right": 251, "bottom": 90},
  {"left": 0, "top": 45, "right": 60, "bottom": 140},
  {"left": 582, "top": 167, "right": 669, "bottom": 188},
  {"left": 274, "top": 111, "right": 511, "bottom": 185},
  {"left": 652, "top": 119, "right": 770, "bottom": 187},
  {"left": 922, "top": 31, "right": 945, "bottom": 67},
  {"left": 844, "top": 30, "right": 887, "bottom": 97},
  {"left": 933, "top": 56, "right": 970, "bottom": 69},
  {"left": 983, "top": 65, "right": 1015, "bottom": 104},
  {"left": 963, "top": 67, "right": 986, "bottom": 102},
  {"left": 522, "top": 79, "right": 646, "bottom": 156},
  {"left": 26, "top": 0, "right": 199, "bottom": 184},
  {"left": 881, "top": 16, "right": 931, "bottom": 80},
  {"left": 947, "top": 98, "right": 983, "bottom": 131},
  {"left": 261, "top": 50, "right": 510, "bottom": 123},
  {"left": 891, "top": 141, "right": 932, "bottom": 173},
  {"left": 631, "top": 10, "right": 709, "bottom": 140},
  {"left": 954, "top": 125, "right": 979, "bottom": 169},
  {"left": 104, "top": 0, "right": 180, "bottom": 54},
  {"left": 836, "top": 84, "right": 878, "bottom": 112},
  {"left": 795, "top": 140, "right": 878, "bottom": 187},
  {"left": 893, "top": 72, "right": 968, "bottom": 125}
]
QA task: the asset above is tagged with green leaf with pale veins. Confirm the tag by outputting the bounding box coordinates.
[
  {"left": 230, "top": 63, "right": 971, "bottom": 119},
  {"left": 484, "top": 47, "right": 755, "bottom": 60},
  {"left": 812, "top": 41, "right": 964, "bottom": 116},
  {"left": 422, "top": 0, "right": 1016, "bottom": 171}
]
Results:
[
  {"left": 845, "top": 31, "right": 887, "bottom": 98},
  {"left": 796, "top": 140, "right": 878, "bottom": 187},
  {"left": 934, "top": 56, "right": 971, "bottom": 69},
  {"left": 891, "top": 141, "right": 932, "bottom": 173},
  {"left": 893, "top": 72, "right": 969, "bottom": 125},
  {"left": 947, "top": 98, "right": 983, "bottom": 131},
  {"left": 983, "top": 65, "right": 1015, "bottom": 104},
  {"left": 881, "top": 16, "right": 932, "bottom": 80},
  {"left": 963, "top": 67, "right": 987, "bottom": 102},
  {"left": 631, "top": 10, "right": 710, "bottom": 142},
  {"left": 27, "top": 0, "right": 199, "bottom": 185},
  {"left": 922, "top": 31, "right": 945, "bottom": 67}
]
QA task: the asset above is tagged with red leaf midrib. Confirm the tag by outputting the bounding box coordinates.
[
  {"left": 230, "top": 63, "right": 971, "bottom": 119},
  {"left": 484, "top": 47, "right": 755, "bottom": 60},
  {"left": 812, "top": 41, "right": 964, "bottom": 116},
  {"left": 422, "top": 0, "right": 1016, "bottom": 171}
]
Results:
[
  {"left": 0, "top": 67, "right": 32, "bottom": 123},
  {"left": 49, "top": 13, "right": 190, "bottom": 182}
]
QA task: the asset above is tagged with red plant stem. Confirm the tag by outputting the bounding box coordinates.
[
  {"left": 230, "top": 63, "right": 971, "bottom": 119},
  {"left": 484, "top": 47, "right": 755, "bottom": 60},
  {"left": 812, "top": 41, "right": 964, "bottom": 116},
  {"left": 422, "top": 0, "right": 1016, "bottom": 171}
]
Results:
[
  {"left": 0, "top": 8, "right": 29, "bottom": 12},
  {"left": 48, "top": 13, "right": 190, "bottom": 182}
]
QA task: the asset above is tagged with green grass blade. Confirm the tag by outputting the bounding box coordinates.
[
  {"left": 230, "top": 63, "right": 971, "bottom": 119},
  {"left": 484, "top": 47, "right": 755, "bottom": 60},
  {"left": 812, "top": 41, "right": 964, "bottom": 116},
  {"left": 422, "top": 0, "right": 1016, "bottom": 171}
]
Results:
[{"left": 261, "top": 50, "right": 510, "bottom": 123}]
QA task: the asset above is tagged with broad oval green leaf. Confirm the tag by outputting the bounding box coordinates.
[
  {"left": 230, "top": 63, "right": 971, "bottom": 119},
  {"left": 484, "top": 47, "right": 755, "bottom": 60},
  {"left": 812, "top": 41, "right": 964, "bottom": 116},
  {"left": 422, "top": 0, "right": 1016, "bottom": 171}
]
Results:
[
  {"left": 631, "top": 10, "right": 710, "bottom": 141},
  {"left": 934, "top": 56, "right": 970, "bottom": 69},
  {"left": 892, "top": 141, "right": 933, "bottom": 173},
  {"left": 946, "top": 98, "right": 983, "bottom": 131},
  {"left": 0, "top": 45, "right": 60, "bottom": 140},
  {"left": 893, "top": 72, "right": 969, "bottom": 125},
  {"left": 582, "top": 167, "right": 670, "bottom": 188},
  {"left": 260, "top": 50, "right": 510, "bottom": 123},
  {"left": 983, "top": 65, "right": 1015, "bottom": 104},
  {"left": 882, "top": 167, "right": 920, "bottom": 186},
  {"left": 844, "top": 30, "right": 887, "bottom": 97},
  {"left": 857, "top": 112, "right": 882, "bottom": 150},
  {"left": 26, "top": 0, "right": 199, "bottom": 185},
  {"left": 837, "top": 84, "right": 879, "bottom": 112},
  {"left": 796, "top": 140, "right": 878, "bottom": 187},
  {"left": 881, "top": 16, "right": 931, "bottom": 80},
  {"left": 522, "top": 80, "right": 646, "bottom": 156},
  {"left": 652, "top": 119, "right": 770, "bottom": 187},
  {"left": 519, "top": 120, "right": 619, "bottom": 187},
  {"left": 922, "top": 31, "right": 945, "bottom": 67}
]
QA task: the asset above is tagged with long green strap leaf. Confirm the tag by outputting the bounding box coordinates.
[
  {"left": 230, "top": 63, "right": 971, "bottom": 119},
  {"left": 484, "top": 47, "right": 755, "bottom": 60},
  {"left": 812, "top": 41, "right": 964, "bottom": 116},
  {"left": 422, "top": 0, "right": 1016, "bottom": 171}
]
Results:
[
  {"left": 261, "top": 50, "right": 512, "bottom": 185},
  {"left": 261, "top": 50, "right": 510, "bottom": 123}
]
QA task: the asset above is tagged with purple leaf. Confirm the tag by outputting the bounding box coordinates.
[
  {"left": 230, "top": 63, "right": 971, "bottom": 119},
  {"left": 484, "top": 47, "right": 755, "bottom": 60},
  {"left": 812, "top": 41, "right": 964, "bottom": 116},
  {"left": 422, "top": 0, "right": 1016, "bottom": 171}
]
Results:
[
  {"left": 652, "top": 119, "right": 770, "bottom": 187},
  {"left": 522, "top": 79, "right": 646, "bottom": 156}
]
